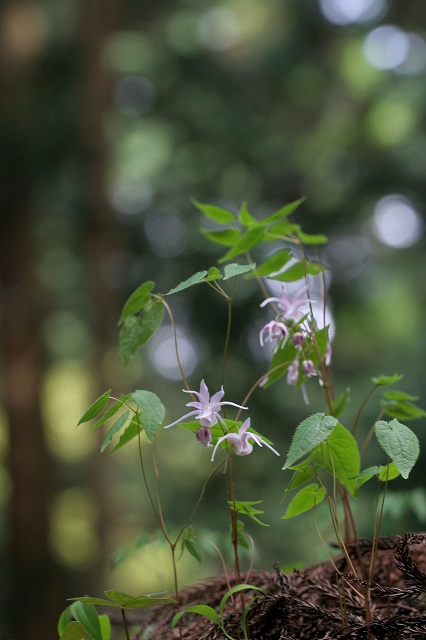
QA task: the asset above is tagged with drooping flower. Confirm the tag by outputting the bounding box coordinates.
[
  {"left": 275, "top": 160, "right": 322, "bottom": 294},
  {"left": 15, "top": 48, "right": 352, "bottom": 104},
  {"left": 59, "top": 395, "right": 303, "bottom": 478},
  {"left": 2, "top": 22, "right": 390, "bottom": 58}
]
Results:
[
  {"left": 196, "top": 427, "right": 212, "bottom": 447},
  {"left": 164, "top": 379, "right": 247, "bottom": 429},
  {"left": 260, "top": 285, "right": 313, "bottom": 324},
  {"left": 291, "top": 331, "right": 305, "bottom": 347},
  {"left": 287, "top": 359, "right": 299, "bottom": 386},
  {"left": 301, "top": 359, "right": 316, "bottom": 377},
  {"left": 211, "top": 418, "right": 279, "bottom": 461},
  {"left": 259, "top": 320, "right": 289, "bottom": 349}
]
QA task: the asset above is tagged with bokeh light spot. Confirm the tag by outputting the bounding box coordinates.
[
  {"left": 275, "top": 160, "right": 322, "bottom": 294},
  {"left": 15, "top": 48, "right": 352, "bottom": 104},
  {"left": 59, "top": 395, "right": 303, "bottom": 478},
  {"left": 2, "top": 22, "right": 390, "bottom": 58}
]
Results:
[
  {"left": 198, "top": 8, "right": 240, "bottom": 52},
  {"left": 320, "top": 0, "right": 386, "bottom": 25},
  {"left": 363, "top": 25, "right": 410, "bottom": 70},
  {"left": 144, "top": 212, "right": 188, "bottom": 258},
  {"left": 373, "top": 195, "right": 423, "bottom": 248},
  {"left": 113, "top": 76, "right": 155, "bottom": 117},
  {"left": 147, "top": 326, "right": 199, "bottom": 380}
]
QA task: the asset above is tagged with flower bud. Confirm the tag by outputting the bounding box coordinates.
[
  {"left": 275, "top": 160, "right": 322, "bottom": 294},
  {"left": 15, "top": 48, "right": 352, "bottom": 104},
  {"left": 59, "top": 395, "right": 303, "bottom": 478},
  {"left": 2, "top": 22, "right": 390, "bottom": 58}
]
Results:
[
  {"left": 196, "top": 426, "right": 212, "bottom": 447},
  {"left": 292, "top": 332, "right": 305, "bottom": 346},
  {"left": 301, "top": 359, "right": 316, "bottom": 377}
]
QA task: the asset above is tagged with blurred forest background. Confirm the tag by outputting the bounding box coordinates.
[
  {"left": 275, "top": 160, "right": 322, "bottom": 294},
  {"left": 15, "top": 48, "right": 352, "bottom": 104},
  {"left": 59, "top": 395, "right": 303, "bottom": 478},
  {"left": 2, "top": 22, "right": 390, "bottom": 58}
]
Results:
[{"left": 1, "top": 0, "right": 426, "bottom": 638}]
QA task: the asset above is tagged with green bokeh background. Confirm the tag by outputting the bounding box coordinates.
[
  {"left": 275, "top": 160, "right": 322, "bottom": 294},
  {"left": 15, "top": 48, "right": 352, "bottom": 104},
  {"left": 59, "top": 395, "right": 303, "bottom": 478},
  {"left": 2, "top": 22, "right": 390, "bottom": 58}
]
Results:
[{"left": 0, "top": 0, "right": 426, "bottom": 637}]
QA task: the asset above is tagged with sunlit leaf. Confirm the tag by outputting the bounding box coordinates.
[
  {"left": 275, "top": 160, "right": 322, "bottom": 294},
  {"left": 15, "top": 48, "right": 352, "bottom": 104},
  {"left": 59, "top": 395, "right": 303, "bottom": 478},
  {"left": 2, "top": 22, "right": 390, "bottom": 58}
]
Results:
[
  {"left": 58, "top": 607, "right": 73, "bottom": 636},
  {"left": 247, "top": 249, "right": 292, "bottom": 277},
  {"left": 117, "top": 281, "right": 154, "bottom": 326},
  {"left": 199, "top": 228, "right": 242, "bottom": 246},
  {"left": 238, "top": 202, "right": 259, "bottom": 228},
  {"left": 283, "top": 413, "right": 338, "bottom": 469},
  {"left": 78, "top": 390, "right": 111, "bottom": 425},
  {"left": 60, "top": 621, "right": 89, "bottom": 640},
  {"left": 260, "top": 198, "right": 305, "bottom": 224},
  {"left": 99, "top": 615, "right": 111, "bottom": 640},
  {"left": 223, "top": 262, "right": 256, "bottom": 280},
  {"left": 205, "top": 266, "right": 222, "bottom": 281},
  {"left": 70, "top": 602, "right": 102, "bottom": 640},
  {"left": 192, "top": 200, "right": 236, "bottom": 223},
  {"left": 372, "top": 373, "right": 403, "bottom": 386},
  {"left": 296, "top": 230, "right": 328, "bottom": 245},
  {"left": 271, "top": 260, "right": 325, "bottom": 282},
  {"left": 282, "top": 483, "right": 326, "bottom": 519},
  {"left": 219, "top": 227, "right": 265, "bottom": 262},
  {"left": 375, "top": 419, "right": 420, "bottom": 479}
]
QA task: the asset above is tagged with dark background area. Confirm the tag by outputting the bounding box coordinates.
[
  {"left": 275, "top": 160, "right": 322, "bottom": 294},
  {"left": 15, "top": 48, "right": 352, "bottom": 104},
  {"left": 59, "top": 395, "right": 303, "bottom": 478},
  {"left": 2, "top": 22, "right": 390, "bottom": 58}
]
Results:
[{"left": 1, "top": 0, "right": 426, "bottom": 637}]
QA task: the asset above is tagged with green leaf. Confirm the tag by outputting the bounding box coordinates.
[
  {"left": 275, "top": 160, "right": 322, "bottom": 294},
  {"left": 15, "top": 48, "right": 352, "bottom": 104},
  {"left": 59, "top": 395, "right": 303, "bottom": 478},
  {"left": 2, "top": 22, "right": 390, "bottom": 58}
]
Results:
[
  {"left": 285, "top": 462, "right": 320, "bottom": 494},
  {"left": 331, "top": 389, "right": 351, "bottom": 418},
  {"left": 171, "top": 605, "right": 221, "bottom": 629},
  {"left": 238, "top": 202, "right": 259, "bottom": 228},
  {"left": 282, "top": 483, "right": 326, "bottom": 519},
  {"left": 264, "top": 222, "right": 301, "bottom": 240},
  {"left": 60, "top": 621, "right": 89, "bottom": 640},
  {"left": 200, "top": 228, "right": 242, "bottom": 246},
  {"left": 90, "top": 395, "right": 132, "bottom": 429},
  {"left": 77, "top": 390, "right": 111, "bottom": 426},
  {"left": 219, "top": 227, "right": 265, "bottom": 262},
  {"left": 283, "top": 413, "right": 338, "bottom": 469},
  {"left": 375, "top": 419, "right": 420, "bottom": 479},
  {"left": 131, "top": 390, "right": 166, "bottom": 442},
  {"left": 377, "top": 462, "right": 400, "bottom": 482},
  {"left": 296, "top": 230, "right": 328, "bottom": 245},
  {"left": 223, "top": 262, "right": 256, "bottom": 280},
  {"left": 381, "top": 396, "right": 426, "bottom": 421},
  {"left": 100, "top": 411, "right": 131, "bottom": 452},
  {"left": 383, "top": 390, "right": 419, "bottom": 402},
  {"left": 312, "top": 326, "right": 329, "bottom": 363},
  {"left": 165, "top": 270, "right": 208, "bottom": 295},
  {"left": 58, "top": 607, "right": 73, "bottom": 636},
  {"left": 229, "top": 500, "right": 268, "bottom": 526},
  {"left": 111, "top": 416, "right": 141, "bottom": 452},
  {"left": 372, "top": 373, "right": 403, "bottom": 386},
  {"left": 70, "top": 602, "right": 102, "bottom": 640},
  {"left": 99, "top": 615, "right": 111, "bottom": 640},
  {"left": 354, "top": 463, "right": 400, "bottom": 492},
  {"left": 119, "top": 299, "right": 164, "bottom": 365},
  {"left": 205, "top": 266, "right": 222, "bottom": 281},
  {"left": 192, "top": 200, "right": 236, "bottom": 223},
  {"left": 103, "top": 590, "right": 175, "bottom": 608},
  {"left": 183, "top": 536, "right": 202, "bottom": 563},
  {"left": 260, "top": 198, "right": 305, "bottom": 225},
  {"left": 271, "top": 260, "right": 325, "bottom": 282},
  {"left": 117, "top": 281, "right": 155, "bottom": 326},
  {"left": 248, "top": 249, "right": 292, "bottom": 277},
  {"left": 235, "top": 519, "right": 251, "bottom": 550},
  {"left": 311, "top": 423, "right": 360, "bottom": 496},
  {"left": 219, "top": 584, "right": 266, "bottom": 619}
]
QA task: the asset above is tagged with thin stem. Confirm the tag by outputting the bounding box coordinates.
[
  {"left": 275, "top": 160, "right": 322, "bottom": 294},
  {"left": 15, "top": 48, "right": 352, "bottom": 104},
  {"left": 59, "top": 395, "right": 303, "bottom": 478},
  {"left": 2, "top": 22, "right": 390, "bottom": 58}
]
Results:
[
  {"left": 222, "top": 295, "right": 233, "bottom": 388},
  {"left": 157, "top": 296, "right": 192, "bottom": 394},
  {"left": 120, "top": 607, "right": 131, "bottom": 640},
  {"left": 193, "top": 535, "right": 233, "bottom": 593},
  {"left": 352, "top": 384, "right": 379, "bottom": 437},
  {"left": 235, "top": 360, "right": 296, "bottom": 421}
]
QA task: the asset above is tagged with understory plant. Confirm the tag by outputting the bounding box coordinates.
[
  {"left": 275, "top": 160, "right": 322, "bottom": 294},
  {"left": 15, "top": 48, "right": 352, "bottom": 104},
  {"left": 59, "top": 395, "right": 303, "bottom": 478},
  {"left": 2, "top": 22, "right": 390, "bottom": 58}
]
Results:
[{"left": 59, "top": 199, "right": 424, "bottom": 640}]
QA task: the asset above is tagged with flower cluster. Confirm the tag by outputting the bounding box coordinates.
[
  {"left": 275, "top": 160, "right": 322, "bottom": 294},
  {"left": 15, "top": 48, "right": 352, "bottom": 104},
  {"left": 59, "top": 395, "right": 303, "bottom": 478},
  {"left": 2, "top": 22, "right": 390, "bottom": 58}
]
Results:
[
  {"left": 259, "top": 285, "right": 332, "bottom": 402},
  {"left": 164, "top": 380, "right": 278, "bottom": 459}
]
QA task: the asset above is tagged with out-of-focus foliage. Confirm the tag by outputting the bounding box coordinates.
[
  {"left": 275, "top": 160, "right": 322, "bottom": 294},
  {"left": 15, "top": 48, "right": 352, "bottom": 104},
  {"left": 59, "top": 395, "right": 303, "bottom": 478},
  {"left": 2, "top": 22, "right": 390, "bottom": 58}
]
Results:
[{"left": 1, "top": 0, "right": 426, "bottom": 637}]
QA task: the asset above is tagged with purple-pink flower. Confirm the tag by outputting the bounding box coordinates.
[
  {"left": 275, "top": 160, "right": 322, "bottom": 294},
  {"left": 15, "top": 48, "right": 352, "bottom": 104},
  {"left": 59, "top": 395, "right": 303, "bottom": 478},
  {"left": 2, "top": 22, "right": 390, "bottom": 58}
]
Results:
[
  {"left": 196, "top": 427, "right": 212, "bottom": 447},
  {"left": 211, "top": 418, "right": 280, "bottom": 460},
  {"left": 287, "top": 359, "right": 299, "bottom": 386},
  {"left": 259, "top": 320, "right": 289, "bottom": 349},
  {"left": 260, "top": 285, "right": 313, "bottom": 323},
  {"left": 164, "top": 379, "right": 247, "bottom": 429}
]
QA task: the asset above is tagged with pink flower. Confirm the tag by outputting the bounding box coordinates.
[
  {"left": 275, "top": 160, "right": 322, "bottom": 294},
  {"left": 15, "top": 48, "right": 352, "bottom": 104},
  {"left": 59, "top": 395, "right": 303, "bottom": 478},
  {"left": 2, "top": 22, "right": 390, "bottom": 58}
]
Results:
[
  {"left": 301, "top": 360, "right": 316, "bottom": 377},
  {"left": 260, "top": 286, "right": 313, "bottom": 323},
  {"left": 164, "top": 379, "right": 247, "bottom": 429},
  {"left": 287, "top": 359, "right": 299, "bottom": 386},
  {"left": 259, "top": 320, "right": 289, "bottom": 349},
  {"left": 211, "top": 418, "right": 279, "bottom": 460},
  {"left": 196, "top": 427, "right": 212, "bottom": 447}
]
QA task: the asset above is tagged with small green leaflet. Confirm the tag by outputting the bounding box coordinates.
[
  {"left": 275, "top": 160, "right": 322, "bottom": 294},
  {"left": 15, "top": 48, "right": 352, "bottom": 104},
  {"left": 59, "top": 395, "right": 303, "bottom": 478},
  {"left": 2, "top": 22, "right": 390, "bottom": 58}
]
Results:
[
  {"left": 70, "top": 602, "right": 103, "bottom": 640},
  {"left": 354, "top": 463, "right": 400, "bottom": 492},
  {"left": 192, "top": 199, "right": 236, "bottom": 223},
  {"left": 295, "top": 230, "right": 328, "bottom": 245},
  {"left": 374, "top": 419, "right": 420, "bottom": 479},
  {"left": 78, "top": 390, "right": 111, "bottom": 425},
  {"left": 284, "top": 461, "right": 321, "bottom": 495},
  {"left": 100, "top": 411, "right": 131, "bottom": 452},
  {"left": 223, "top": 262, "right": 256, "bottom": 280},
  {"left": 247, "top": 249, "right": 292, "bottom": 278},
  {"left": 89, "top": 394, "right": 132, "bottom": 430},
  {"left": 283, "top": 413, "right": 338, "bottom": 469},
  {"left": 200, "top": 228, "right": 241, "bottom": 246},
  {"left": 270, "top": 259, "right": 325, "bottom": 282},
  {"left": 60, "top": 621, "right": 88, "bottom": 640},
  {"left": 166, "top": 270, "right": 209, "bottom": 295},
  {"left": 181, "top": 526, "right": 202, "bottom": 563},
  {"left": 282, "top": 483, "right": 326, "bottom": 519},
  {"left": 229, "top": 500, "right": 269, "bottom": 526},
  {"left": 372, "top": 373, "right": 403, "bottom": 386},
  {"left": 219, "top": 227, "right": 265, "bottom": 263},
  {"left": 117, "top": 281, "right": 154, "bottom": 326},
  {"left": 259, "top": 198, "right": 305, "bottom": 225}
]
